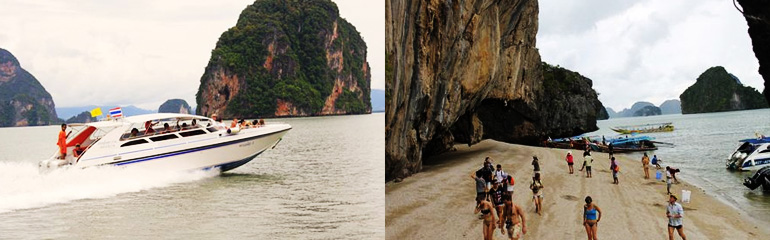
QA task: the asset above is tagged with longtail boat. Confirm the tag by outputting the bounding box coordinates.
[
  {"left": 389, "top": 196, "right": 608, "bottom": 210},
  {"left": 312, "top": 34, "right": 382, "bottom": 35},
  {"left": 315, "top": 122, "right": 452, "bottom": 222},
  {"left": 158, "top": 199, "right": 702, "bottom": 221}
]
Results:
[{"left": 610, "top": 122, "right": 674, "bottom": 134}]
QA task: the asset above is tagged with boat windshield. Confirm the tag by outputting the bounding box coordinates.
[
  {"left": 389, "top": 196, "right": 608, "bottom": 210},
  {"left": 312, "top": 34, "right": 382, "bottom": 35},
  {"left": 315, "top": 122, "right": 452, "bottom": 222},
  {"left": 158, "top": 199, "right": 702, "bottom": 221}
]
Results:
[{"left": 120, "top": 117, "right": 210, "bottom": 140}]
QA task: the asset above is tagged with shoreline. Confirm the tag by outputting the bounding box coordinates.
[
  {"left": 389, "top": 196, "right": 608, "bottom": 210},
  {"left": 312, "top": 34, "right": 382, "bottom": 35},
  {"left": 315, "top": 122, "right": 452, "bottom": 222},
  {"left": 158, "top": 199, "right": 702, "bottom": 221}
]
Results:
[{"left": 386, "top": 140, "right": 770, "bottom": 239}]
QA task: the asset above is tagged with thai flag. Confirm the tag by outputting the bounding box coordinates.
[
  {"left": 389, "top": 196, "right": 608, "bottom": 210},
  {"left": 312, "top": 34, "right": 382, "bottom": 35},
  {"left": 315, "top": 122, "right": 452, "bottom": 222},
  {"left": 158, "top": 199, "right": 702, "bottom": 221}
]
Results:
[{"left": 109, "top": 107, "right": 123, "bottom": 118}]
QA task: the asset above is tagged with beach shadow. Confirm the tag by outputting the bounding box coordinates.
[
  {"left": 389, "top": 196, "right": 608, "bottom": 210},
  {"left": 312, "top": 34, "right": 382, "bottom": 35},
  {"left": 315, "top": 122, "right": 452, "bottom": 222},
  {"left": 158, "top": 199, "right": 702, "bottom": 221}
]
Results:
[
  {"left": 644, "top": 182, "right": 659, "bottom": 185},
  {"left": 598, "top": 169, "right": 611, "bottom": 173},
  {"left": 422, "top": 144, "right": 494, "bottom": 169},
  {"left": 561, "top": 195, "right": 579, "bottom": 201}
]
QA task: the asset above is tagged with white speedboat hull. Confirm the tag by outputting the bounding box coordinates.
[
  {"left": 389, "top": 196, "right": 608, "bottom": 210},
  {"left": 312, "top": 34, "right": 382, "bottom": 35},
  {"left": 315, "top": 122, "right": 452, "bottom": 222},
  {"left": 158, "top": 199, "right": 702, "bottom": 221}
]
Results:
[{"left": 39, "top": 113, "right": 290, "bottom": 173}]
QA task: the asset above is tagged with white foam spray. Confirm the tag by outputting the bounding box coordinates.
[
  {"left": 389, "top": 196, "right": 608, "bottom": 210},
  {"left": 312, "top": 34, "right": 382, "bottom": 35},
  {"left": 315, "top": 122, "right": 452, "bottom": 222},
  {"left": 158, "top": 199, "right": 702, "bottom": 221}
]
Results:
[{"left": 0, "top": 161, "right": 219, "bottom": 213}]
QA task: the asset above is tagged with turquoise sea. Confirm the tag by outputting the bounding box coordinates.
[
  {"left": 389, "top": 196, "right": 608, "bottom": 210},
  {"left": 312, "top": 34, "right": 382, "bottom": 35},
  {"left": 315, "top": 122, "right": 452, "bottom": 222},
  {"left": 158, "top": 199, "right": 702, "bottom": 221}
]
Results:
[{"left": 588, "top": 109, "right": 770, "bottom": 225}]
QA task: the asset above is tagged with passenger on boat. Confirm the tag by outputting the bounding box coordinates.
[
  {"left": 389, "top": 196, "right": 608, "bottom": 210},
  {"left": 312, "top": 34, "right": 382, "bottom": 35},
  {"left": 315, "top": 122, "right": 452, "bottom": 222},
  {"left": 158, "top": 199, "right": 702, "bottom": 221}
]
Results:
[
  {"left": 144, "top": 121, "right": 157, "bottom": 135},
  {"left": 73, "top": 144, "right": 85, "bottom": 158},
  {"left": 130, "top": 128, "right": 139, "bottom": 138},
  {"left": 57, "top": 124, "right": 67, "bottom": 159},
  {"left": 191, "top": 119, "right": 198, "bottom": 128},
  {"left": 230, "top": 118, "right": 238, "bottom": 129},
  {"left": 181, "top": 123, "right": 189, "bottom": 130},
  {"left": 259, "top": 119, "right": 265, "bottom": 126},
  {"left": 162, "top": 123, "right": 173, "bottom": 134}
]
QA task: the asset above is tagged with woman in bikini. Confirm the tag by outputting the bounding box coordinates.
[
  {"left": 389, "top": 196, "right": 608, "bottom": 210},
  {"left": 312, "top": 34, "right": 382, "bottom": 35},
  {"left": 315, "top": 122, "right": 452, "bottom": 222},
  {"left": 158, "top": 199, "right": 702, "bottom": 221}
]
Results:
[
  {"left": 474, "top": 195, "right": 497, "bottom": 240},
  {"left": 529, "top": 173, "right": 544, "bottom": 215},
  {"left": 500, "top": 194, "right": 527, "bottom": 240},
  {"left": 583, "top": 196, "right": 602, "bottom": 240}
]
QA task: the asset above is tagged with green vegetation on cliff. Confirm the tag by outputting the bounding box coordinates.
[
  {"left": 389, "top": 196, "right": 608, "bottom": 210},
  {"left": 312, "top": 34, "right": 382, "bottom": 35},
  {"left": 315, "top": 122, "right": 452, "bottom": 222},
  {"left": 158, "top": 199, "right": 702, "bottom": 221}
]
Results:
[
  {"left": 680, "top": 66, "right": 768, "bottom": 114},
  {"left": 196, "top": 0, "right": 369, "bottom": 117},
  {"left": 541, "top": 62, "right": 608, "bottom": 121},
  {"left": 0, "top": 48, "right": 59, "bottom": 127}
]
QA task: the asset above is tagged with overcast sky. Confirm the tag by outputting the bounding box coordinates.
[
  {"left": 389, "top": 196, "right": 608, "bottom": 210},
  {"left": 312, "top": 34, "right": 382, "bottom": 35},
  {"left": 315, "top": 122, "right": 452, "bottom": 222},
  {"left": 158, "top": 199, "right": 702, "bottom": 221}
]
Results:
[
  {"left": 0, "top": 0, "right": 384, "bottom": 110},
  {"left": 538, "top": 0, "right": 761, "bottom": 111}
]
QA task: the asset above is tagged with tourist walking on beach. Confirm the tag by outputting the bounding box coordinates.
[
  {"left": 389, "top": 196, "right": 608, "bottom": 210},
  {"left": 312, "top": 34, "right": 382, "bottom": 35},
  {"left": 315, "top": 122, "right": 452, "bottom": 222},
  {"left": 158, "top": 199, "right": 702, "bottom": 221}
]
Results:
[
  {"left": 583, "top": 196, "right": 602, "bottom": 240},
  {"left": 611, "top": 157, "right": 619, "bottom": 184},
  {"left": 565, "top": 151, "right": 574, "bottom": 174},
  {"left": 581, "top": 152, "right": 593, "bottom": 178},
  {"left": 490, "top": 181, "right": 506, "bottom": 224},
  {"left": 666, "top": 194, "right": 687, "bottom": 240},
  {"left": 505, "top": 175, "right": 515, "bottom": 198},
  {"left": 531, "top": 156, "right": 540, "bottom": 175},
  {"left": 474, "top": 195, "right": 497, "bottom": 240},
  {"left": 642, "top": 153, "right": 651, "bottom": 179},
  {"left": 500, "top": 195, "right": 527, "bottom": 240},
  {"left": 530, "top": 173, "right": 544, "bottom": 215},
  {"left": 495, "top": 164, "right": 508, "bottom": 183},
  {"left": 471, "top": 170, "right": 487, "bottom": 205}
]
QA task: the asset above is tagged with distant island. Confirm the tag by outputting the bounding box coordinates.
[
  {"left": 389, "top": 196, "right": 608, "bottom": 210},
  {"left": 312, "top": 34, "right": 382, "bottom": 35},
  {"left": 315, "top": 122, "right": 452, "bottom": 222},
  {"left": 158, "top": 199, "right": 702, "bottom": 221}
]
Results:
[
  {"left": 605, "top": 99, "right": 681, "bottom": 118},
  {"left": 0, "top": 48, "right": 60, "bottom": 127},
  {"left": 196, "top": 0, "right": 371, "bottom": 119},
  {"left": 680, "top": 66, "right": 768, "bottom": 114},
  {"left": 158, "top": 99, "right": 192, "bottom": 114}
]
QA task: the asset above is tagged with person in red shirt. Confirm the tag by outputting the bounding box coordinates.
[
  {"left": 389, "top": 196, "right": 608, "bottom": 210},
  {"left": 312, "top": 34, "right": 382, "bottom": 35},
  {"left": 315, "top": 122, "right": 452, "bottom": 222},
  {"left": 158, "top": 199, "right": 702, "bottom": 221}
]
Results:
[
  {"left": 57, "top": 124, "right": 67, "bottom": 159},
  {"left": 566, "top": 151, "right": 574, "bottom": 174}
]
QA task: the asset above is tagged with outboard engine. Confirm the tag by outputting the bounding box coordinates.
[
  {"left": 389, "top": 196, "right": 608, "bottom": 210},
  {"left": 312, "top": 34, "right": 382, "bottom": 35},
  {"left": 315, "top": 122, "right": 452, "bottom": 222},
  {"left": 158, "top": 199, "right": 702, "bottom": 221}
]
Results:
[{"left": 743, "top": 166, "right": 770, "bottom": 191}]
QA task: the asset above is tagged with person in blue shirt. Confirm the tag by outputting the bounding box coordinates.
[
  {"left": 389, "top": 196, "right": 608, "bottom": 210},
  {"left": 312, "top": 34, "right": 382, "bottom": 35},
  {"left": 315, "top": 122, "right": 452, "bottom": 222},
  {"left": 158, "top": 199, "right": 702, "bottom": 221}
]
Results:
[{"left": 666, "top": 194, "right": 687, "bottom": 240}]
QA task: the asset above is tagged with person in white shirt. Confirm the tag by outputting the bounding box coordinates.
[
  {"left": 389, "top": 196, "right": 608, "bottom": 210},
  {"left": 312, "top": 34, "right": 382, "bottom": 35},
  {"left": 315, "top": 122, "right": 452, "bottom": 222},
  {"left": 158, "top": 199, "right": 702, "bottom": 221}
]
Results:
[
  {"left": 495, "top": 164, "right": 508, "bottom": 183},
  {"left": 666, "top": 194, "right": 687, "bottom": 240}
]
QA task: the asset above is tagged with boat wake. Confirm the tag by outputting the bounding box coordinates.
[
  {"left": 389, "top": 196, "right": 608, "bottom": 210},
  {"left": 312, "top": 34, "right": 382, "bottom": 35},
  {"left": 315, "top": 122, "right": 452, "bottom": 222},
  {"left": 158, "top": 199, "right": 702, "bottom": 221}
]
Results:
[{"left": 0, "top": 161, "right": 219, "bottom": 214}]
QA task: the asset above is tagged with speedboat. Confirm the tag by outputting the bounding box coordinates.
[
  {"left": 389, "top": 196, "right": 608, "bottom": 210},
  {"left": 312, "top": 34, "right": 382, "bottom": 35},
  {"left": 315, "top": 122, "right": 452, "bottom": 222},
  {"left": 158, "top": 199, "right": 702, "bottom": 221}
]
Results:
[
  {"left": 39, "top": 113, "right": 291, "bottom": 173},
  {"left": 727, "top": 137, "right": 770, "bottom": 171}
]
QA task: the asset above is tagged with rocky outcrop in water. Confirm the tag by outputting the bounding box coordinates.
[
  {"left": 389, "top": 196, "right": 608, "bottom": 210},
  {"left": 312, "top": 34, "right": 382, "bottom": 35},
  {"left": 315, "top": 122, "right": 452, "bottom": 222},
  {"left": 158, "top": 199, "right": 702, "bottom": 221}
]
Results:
[
  {"left": 385, "top": 0, "right": 604, "bottom": 181},
  {"left": 65, "top": 111, "right": 96, "bottom": 124},
  {"left": 659, "top": 99, "right": 681, "bottom": 115},
  {"left": 680, "top": 66, "right": 767, "bottom": 114},
  {"left": 158, "top": 99, "right": 192, "bottom": 114},
  {"left": 633, "top": 105, "right": 661, "bottom": 117},
  {"left": 0, "top": 48, "right": 59, "bottom": 127},
  {"left": 737, "top": 0, "right": 770, "bottom": 104},
  {"left": 196, "top": 0, "right": 370, "bottom": 118}
]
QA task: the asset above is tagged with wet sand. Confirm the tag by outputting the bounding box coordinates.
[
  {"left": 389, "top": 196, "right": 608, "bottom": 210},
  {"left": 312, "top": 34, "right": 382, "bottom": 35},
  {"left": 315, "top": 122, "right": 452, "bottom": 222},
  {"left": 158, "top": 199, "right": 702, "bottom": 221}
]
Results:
[{"left": 386, "top": 140, "right": 770, "bottom": 239}]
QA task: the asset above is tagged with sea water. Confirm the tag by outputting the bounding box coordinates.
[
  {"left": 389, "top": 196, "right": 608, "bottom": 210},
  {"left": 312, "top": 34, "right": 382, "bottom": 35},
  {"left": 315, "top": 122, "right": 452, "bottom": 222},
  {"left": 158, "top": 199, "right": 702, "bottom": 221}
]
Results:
[
  {"left": 588, "top": 109, "right": 770, "bottom": 225},
  {"left": 0, "top": 113, "right": 384, "bottom": 239}
]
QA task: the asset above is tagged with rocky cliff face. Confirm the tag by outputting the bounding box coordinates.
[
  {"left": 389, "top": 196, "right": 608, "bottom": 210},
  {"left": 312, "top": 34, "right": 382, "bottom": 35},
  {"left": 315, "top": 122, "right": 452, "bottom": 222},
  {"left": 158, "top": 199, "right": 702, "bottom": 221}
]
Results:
[
  {"left": 385, "top": 0, "right": 604, "bottom": 181},
  {"left": 680, "top": 66, "right": 768, "bottom": 114},
  {"left": 196, "top": 0, "right": 370, "bottom": 118},
  {"left": 0, "top": 48, "right": 58, "bottom": 127},
  {"left": 737, "top": 0, "right": 770, "bottom": 104},
  {"left": 158, "top": 99, "right": 192, "bottom": 114}
]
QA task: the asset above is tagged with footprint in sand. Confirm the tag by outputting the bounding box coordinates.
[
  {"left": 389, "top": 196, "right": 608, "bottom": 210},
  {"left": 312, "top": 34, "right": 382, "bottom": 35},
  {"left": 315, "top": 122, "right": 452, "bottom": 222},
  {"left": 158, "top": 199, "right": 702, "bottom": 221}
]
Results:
[{"left": 561, "top": 195, "right": 579, "bottom": 201}]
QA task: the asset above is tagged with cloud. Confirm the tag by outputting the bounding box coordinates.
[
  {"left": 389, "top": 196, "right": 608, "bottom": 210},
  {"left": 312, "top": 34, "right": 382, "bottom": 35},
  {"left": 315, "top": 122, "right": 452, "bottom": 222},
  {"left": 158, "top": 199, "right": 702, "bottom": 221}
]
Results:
[
  {"left": 0, "top": 0, "right": 384, "bottom": 111},
  {"left": 538, "top": 0, "right": 762, "bottom": 110}
]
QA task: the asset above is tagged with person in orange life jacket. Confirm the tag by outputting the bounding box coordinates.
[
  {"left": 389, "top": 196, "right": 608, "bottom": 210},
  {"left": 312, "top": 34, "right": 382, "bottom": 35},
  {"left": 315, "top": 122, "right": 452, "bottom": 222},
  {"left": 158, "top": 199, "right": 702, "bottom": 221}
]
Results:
[{"left": 57, "top": 124, "right": 67, "bottom": 159}]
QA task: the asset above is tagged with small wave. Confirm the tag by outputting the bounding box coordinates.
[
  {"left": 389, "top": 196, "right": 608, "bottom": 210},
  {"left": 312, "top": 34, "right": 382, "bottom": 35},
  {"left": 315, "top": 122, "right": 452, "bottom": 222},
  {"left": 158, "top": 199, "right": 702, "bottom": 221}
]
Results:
[{"left": 0, "top": 161, "right": 218, "bottom": 213}]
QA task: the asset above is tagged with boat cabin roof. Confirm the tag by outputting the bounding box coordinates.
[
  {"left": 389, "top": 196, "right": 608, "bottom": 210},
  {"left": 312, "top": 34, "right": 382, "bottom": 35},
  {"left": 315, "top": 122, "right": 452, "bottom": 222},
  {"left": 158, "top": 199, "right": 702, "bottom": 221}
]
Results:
[
  {"left": 739, "top": 137, "right": 770, "bottom": 144},
  {"left": 69, "top": 113, "right": 213, "bottom": 129}
]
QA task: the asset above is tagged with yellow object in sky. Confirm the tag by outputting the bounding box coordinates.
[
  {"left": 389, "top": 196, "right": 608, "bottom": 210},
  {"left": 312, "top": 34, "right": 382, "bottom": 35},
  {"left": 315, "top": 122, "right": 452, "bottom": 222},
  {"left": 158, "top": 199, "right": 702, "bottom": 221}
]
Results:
[{"left": 90, "top": 107, "right": 103, "bottom": 117}]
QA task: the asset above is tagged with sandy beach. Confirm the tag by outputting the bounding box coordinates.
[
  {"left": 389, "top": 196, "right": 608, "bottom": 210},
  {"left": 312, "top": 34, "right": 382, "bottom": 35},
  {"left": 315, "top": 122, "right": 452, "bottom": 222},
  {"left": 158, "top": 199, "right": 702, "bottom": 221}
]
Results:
[{"left": 386, "top": 140, "right": 770, "bottom": 239}]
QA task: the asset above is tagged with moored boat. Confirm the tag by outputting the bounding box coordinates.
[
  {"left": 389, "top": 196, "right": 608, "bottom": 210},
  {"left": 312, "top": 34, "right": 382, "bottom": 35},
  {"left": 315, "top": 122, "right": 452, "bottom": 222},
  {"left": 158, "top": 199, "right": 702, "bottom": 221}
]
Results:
[
  {"left": 589, "top": 136, "right": 658, "bottom": 153},
  {"left": 39, "top": 113, "right": 291, "bottom": 173},
  {"left": 610, "top": 122, "right": 674, "bottom": 134},
  {"left": 726, "top": 137, "right": 770, "bottom": 171}
]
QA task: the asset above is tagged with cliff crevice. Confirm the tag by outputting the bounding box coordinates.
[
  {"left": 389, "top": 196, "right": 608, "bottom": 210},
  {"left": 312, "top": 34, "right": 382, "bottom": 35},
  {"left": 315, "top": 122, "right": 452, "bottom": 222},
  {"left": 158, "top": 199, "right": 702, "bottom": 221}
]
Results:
[{"left": 386, "top": 0, "right": 604, "bottom": 181}]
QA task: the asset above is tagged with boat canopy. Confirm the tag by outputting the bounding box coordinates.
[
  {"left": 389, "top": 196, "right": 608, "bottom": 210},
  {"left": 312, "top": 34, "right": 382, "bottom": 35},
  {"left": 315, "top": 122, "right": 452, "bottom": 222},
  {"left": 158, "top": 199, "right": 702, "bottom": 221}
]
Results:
[
  {"left": 608, "top": 136, "right": 654, "bottom": 144},
  {"left": 739, "top": 137, "right": 770, "bottom": 144}
]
